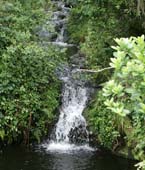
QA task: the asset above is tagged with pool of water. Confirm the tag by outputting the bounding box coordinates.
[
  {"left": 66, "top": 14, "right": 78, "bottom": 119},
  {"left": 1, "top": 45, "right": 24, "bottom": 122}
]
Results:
[{"left": 0, "top": 145, "right": 136, "bottom": 170}]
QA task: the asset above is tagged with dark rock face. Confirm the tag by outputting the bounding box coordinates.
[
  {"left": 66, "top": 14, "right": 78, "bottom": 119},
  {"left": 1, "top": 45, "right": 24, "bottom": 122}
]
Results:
[{"left": 69, "top": 125, "right": 89, "bottom": 144}]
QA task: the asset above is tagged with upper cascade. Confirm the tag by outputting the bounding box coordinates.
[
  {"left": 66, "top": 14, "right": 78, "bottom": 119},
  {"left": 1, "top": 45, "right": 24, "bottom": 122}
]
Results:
[{"left": 38, "top": 0, "right": 72, "bottom": 46}]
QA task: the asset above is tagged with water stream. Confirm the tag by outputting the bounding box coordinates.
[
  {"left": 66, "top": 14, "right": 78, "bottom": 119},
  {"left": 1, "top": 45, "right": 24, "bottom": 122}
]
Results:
[
  {"left": 40, "top": 0, "right": 93, "bottom": 152},
  {"left": 55, "top": 83, "right": 88, "bottom": 144},
  {"left": 43, "top": 67, "right": 93, "bottom": 152}
]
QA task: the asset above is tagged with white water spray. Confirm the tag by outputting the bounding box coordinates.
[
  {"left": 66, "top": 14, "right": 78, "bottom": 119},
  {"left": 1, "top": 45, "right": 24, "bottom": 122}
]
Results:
[{"left": 55, "top": 76, "right": 89, "bottom": 143}]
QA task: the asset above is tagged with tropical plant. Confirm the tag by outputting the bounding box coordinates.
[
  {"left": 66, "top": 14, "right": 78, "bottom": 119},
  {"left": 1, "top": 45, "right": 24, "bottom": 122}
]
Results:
[
  {"left": 103, "top": 35, "right": 145, "bottom": 167},
  {"left": 0, "top": 0, "right": 66, "bottom": 144}
]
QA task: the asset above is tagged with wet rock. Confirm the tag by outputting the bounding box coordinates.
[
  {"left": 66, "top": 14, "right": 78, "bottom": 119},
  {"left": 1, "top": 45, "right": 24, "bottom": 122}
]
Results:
[{"left": 69, "top": 125, "right": 89, "bottom": 144}]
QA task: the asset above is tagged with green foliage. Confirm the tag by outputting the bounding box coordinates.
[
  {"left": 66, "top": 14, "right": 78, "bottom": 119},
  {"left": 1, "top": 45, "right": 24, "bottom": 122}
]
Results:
[
  {"left": 68, "top": 0, "right": 145, "bottom": 75},
  {"left": 103, "top": 36, "right": 145, "bottom": 118},
  {"left": 103, "top": 36, "right": 145, "bottom": 164},
  {"left": 68, "top": 1, "right": 145, "bottom": 166},
  {"left": 0, "top": 0, "right": 66, "bottom": 144},
  {"left": 136, "top": 160, "right": 145, "bottom": 170},
  {"left": 85, "top": 35, "right": 145, "bottom": 169},
  {"left": 85, "top": 92, "right": 120, "bottom": 149}
]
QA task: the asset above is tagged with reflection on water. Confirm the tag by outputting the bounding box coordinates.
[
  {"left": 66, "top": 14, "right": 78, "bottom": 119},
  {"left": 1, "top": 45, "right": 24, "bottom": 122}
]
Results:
[{"left": 0, "top": 145, "right": 136, "bottom": 170}]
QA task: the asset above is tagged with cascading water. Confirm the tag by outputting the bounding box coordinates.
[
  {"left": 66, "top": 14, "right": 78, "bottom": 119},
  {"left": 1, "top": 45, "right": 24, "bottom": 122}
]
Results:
[
  {"left": 40, "top": 1, "right": 94, "bottom": 152},
  {"left": 45, "top": 70, "right": 93, "bottom": 152},
  {"left": 55, "top": 69, "right": 89, "bottom": 144}
]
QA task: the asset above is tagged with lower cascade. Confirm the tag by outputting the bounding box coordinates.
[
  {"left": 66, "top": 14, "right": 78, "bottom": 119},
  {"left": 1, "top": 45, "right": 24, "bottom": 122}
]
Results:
[
  {"left": 43, "top": 69, "right": 93, "bottom": 152},
  {"left": 55, "top": 82, "right": 89, "bottom": 144}
]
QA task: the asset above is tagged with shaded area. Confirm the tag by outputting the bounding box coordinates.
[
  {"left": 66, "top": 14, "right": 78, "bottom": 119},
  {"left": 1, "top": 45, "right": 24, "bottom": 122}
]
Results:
[{"left": 0, "top": 146, "right": 136, "bottom": 170}]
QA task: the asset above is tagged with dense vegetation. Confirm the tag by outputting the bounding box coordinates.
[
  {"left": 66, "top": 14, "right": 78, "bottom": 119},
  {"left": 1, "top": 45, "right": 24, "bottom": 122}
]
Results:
[
  {"left": 104, "top": 36, "right": 145, "bottom": 168},
  {"left": 86, "top": 36, "right": 145, "bottom": 169},
  {"left": 67, "top": 0, "right": 145, "bottom": 169},
  {"left": 0, "top": 0, "right": 145, "bottom": 169},
  {"left": 0, "top": 0, "right": 67, "bottom": 145}
]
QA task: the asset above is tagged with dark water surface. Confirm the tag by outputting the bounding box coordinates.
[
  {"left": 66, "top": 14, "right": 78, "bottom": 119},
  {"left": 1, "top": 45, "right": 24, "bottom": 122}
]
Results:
[{"left": 0, "top": 145, "right": 136, "bottom": 170}]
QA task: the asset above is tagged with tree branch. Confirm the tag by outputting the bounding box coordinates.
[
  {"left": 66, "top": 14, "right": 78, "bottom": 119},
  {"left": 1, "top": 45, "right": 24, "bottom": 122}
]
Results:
[{"left": 75, "top": 67, "right": 114, "bottom": 73}]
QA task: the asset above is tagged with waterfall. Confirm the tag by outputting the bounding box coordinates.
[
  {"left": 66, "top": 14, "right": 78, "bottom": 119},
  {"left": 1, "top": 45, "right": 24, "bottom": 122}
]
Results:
[
  {"left": 40, "top": 0, "right": 93, "bottom": 152},
  {"left": 55, "top": 69, "right": 89, "bottom": 144}
]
